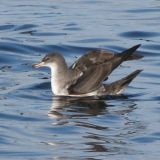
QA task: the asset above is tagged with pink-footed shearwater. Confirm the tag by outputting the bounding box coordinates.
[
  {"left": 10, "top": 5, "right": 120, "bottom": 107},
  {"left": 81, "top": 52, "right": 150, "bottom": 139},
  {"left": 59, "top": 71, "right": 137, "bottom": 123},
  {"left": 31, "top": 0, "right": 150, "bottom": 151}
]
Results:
[{"left": 32, "top": 44, "right": 143, "bottom": 97}]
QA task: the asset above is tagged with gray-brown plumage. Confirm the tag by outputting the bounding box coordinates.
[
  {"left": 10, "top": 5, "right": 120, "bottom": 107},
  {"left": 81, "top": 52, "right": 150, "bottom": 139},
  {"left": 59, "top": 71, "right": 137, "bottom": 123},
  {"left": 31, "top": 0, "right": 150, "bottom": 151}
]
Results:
[
  {"left": 100, "top": 69, "right": 143, "bottom": 95},
  {"left": 68, "top": 44, "right": 142, "bottom": 94},
  {"left": 33, "top": 44, "right": 143, "bottom": 97},
  {"left": 70, "top": 46, "right": 142, "bottom": 71}
]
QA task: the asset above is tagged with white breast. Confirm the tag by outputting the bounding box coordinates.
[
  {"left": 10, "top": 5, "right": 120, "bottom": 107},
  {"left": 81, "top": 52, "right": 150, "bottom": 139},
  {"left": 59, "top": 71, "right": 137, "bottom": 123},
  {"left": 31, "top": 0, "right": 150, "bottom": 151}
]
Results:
[
  {"left": 51, "top": 77, "right": 68, "bottom": 95},
  {"left": 50, "top": 64, "right": 69, "bottom": 95}
]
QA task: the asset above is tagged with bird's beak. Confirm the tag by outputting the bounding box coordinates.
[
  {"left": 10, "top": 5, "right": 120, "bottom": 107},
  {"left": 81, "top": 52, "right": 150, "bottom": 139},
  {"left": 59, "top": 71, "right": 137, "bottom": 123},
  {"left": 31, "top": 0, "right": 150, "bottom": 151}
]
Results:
[{"left": 32, "top": 61, "right": 45, "bottom": 68}]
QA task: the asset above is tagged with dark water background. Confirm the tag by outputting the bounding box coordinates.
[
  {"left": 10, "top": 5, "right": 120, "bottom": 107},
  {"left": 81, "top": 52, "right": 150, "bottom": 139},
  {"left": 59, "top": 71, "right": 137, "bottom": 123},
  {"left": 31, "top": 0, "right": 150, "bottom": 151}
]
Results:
[{"left": 0, "top": 0, "right": 160, "bottom": 160}]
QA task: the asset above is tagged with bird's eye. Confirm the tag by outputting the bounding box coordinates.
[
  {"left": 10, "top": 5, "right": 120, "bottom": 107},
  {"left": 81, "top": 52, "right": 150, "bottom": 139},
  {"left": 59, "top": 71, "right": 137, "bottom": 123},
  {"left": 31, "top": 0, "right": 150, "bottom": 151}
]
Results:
[{"left": 42, "top": 56, "right": 50, "bottom": 62}]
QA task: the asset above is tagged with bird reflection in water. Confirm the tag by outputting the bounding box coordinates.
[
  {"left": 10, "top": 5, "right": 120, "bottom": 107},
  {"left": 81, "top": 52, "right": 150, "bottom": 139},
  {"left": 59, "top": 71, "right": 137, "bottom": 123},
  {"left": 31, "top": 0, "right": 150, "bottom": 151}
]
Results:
[
  {"left": 47, "top": 96, "right": 143, "bottom": 155},
  {"left": 48, "top": 95, "right": 134, "bottom": 117},
  {"left": 49, "top": 96, "right": 110, "bottom": 119}
]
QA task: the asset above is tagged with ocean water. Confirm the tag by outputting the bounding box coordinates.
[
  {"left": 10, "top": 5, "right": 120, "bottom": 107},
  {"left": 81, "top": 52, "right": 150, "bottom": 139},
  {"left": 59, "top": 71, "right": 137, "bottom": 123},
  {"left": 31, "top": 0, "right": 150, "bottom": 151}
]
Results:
[{"left": 0, "top": 0, "right": 160, "bottom": 160}]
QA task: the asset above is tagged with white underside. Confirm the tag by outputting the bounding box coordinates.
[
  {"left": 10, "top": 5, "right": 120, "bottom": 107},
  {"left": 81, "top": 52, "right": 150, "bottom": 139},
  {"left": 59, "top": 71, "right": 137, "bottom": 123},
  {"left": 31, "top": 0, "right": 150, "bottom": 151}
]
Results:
[
  {"left": 50, "top": 64, "right": 98, "bottom": 97},
  {"left": 115, "top": 88, "right": 125, "bottom": 95},
  {"left": 49, "top": 63, "right": 125, "bottom": 97},
  {"left": 52, "top": 78, "right": 125, "bottom": 97},
  {"left": 52, "top": 80, "right": 125, "bottom": 97},
  {"left": 51, "top": 78, "right": 69, "bottom": 95},
  {"left": 64, "top": 90, "right": 99, "bottom": 97},
  {"left": 53, "top": 86, "right": 99, "bottom": 97},
  {"left": 51, "top": 79, "right": 99, "bottom": 97}
]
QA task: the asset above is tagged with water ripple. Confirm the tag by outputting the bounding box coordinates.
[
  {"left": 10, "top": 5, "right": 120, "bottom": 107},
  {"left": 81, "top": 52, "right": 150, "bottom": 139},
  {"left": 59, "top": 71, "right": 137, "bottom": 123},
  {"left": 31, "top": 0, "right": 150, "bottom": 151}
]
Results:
[
  {"left": 0, "top": 24, "right": 15, "bottom": 31},
  {"left": 119, "top": 31, "right": 160, "bottom": 38},
  {"left": 126, "top": 8, "right": 160, "bottom": 13},
  {"left": 0, "top": 113, "right": 43, "bottom": 122},
  {"left": 0, "top": 0, "right": 160, "bottom": 160}
]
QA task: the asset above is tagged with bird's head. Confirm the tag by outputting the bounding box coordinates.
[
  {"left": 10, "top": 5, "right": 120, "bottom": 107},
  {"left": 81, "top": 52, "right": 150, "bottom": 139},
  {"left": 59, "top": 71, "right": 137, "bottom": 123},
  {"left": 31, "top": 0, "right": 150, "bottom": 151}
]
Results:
[{"left": 32, "top": 53, "right": 65, "bottom": 68}]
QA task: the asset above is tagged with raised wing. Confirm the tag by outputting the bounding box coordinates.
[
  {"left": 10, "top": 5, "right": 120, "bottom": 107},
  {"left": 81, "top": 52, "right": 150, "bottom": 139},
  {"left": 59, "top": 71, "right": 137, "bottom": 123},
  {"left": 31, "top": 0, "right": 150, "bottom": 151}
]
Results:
[
  {"left": 68, "top": 45, "right": 141, "bottom": 94},
  {"left": 70, "top": 49, "right": 114, "bottom": 72},
  {"left": 70, "top": 47, "right": 143, "bottom": 72}
]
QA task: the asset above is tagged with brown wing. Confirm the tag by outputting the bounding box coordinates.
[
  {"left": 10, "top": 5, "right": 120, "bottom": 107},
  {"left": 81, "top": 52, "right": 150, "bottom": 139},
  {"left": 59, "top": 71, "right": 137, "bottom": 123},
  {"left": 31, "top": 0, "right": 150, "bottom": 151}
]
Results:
[
  {"left": 68, "top": 64, "right": 108, "bottom": 94},
  {"left": 68, "top": 45, "right": 142, "bottom": 94},
  {"left": 70, "top": 49, "right": 114, "bottom": 72},
  {"left": 70, "top": 48, "right": 143, "bottom": 72}
]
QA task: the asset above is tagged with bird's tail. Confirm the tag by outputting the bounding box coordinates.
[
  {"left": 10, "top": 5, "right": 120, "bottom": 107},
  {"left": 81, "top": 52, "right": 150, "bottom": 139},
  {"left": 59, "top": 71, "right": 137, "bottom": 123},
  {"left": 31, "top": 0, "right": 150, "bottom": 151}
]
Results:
[
  {"left": 120, "top": 44, "right": 142, "bottom": 61},
  {"left": 101, "top": 69, "right": 143, "bottom": 95},
  {"left": 125, "top": 52, "right": 143, "bottom": 61},
  {"left": 110, "top": 44, "right": 141, "bottom": 74}
]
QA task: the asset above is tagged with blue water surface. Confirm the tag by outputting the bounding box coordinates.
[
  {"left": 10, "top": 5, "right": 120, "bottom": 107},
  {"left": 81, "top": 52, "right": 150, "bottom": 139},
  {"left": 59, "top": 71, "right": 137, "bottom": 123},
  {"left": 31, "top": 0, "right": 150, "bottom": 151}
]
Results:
[{"left": 0, "top": 0, "right": 160, "bottom": 160}]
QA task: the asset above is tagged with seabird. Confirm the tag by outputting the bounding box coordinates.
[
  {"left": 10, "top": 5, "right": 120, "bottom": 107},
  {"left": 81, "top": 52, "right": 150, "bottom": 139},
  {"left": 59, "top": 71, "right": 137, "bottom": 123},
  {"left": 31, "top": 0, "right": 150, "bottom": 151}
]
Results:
[{"left": 32, "top": 44, "right": 143, "bottom": 97}]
